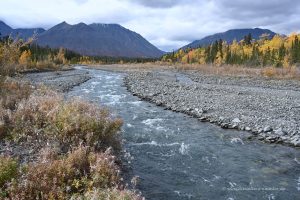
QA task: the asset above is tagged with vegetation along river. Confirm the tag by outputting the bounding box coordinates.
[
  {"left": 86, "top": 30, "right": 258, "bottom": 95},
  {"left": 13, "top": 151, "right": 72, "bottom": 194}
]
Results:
[{"left": 67, "top": 67, "right": 300, "bottom": 200}]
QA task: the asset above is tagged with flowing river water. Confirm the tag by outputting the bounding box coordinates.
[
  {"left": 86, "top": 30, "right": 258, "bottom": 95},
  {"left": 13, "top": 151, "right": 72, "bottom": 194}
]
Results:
[{"left": 67, "top": 67, "right": 300, "bottom": 200}]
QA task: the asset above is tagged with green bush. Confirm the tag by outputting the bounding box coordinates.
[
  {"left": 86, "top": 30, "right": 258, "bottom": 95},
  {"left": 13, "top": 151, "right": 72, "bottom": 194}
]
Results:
[{"left": 0, "top": 156, "right": 18, "bottom": 187}]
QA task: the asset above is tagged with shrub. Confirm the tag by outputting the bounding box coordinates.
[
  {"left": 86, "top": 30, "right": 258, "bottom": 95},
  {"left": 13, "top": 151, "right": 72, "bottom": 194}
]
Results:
[
  {"left": 0, "top": 156, "right": 18, "bottom": 188},
  {"left": 10, "top": 90, "right": 123, "bottom": 152},
  {"left": 0, "top": 39, "right": 21, "bottom": 76},
  {"left": 0, "top": 106, "right": 9, "bottom": 139},
  {"left": 0, "top": 78, "right": 33, "bottom": 110},
  {"left": 6, "top": 147, "right": 135, "bottom": 200},
  {"left": 73, "top": 188, "right": 144, "bottom": 200},
  {"left": 261, "top": 66, "right": 300, "bottom": 78},
  {"left": 262, "top": 66, "right": 276, "bottom": 77}
]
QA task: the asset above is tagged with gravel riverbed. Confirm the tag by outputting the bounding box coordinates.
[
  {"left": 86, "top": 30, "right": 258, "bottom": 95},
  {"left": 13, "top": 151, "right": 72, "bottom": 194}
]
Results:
[
  {"left": 24, "top": 69, "right": 91, "bottom": 92},
  {"left": 124, "top": 71, "right": 300, "bottom": 147}
]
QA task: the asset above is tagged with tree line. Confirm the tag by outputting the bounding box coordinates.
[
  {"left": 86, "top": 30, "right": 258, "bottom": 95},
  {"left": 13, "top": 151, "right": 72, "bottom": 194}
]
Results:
[
  {"left": 1, "top": 34, "right": 158, "bottom": 75},
  {"left": 162, "top": 33, "right": 300, "bottom": 67}
]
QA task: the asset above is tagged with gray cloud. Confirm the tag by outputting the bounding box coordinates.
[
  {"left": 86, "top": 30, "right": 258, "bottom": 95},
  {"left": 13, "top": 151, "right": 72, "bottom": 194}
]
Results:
[{"left": 0, "top": 0, "right": 299, "bottom": 51}]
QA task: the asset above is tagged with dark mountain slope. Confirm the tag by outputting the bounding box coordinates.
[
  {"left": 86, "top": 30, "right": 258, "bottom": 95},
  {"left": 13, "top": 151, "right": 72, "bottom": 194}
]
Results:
[
  {"left": 36, "top": 22, "right": 164, "bottom": 58},
  {"left": 182, "top": 28, "right": 277, "bottom": 50},
  {"left": 0, "top": 21, "right": 45, "bottom": 39}
]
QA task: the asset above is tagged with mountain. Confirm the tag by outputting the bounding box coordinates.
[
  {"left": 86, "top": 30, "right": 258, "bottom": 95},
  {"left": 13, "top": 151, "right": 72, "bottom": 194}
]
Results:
[
  {"left": 182, "top": 28, "right": 277, "bottom": 50},
  {"left": 0, "top": 21, "right": 12, "bottom": 36},
  {"left": 0, "top": 21, "right": 45, "bottom": 39},
  {"left": 36, "top": 22, "right": 164, "bottom": 58}
]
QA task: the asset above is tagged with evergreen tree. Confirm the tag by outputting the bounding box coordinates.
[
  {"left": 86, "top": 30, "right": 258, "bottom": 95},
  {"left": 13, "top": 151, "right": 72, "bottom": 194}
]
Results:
[{"left": 244, "top": 33, "right": 252, "bottom": 45}]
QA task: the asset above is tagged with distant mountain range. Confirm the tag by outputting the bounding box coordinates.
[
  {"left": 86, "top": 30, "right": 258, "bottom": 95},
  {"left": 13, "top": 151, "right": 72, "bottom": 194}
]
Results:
[
  {"left": 0, "top": 21, "right": 45, "bottom": 40},
  {"left": 181, "top": 28, "right": 277, "bottom": 50},
  {"left": 0, "top": 21, "right": 279, "bottom": 58},
  {"left": 0, "top": 21, "right": 164, "bottom": 58}
]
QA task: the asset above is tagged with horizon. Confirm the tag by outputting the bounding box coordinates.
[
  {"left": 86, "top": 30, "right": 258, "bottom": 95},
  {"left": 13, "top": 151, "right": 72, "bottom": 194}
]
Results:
[{"left": 1, "top": 0, "right": 300, "bottom": 51}]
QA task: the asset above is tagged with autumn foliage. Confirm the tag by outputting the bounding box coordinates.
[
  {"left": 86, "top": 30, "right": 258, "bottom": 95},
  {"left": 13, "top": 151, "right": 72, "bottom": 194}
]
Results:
[{"left": 163, "top": 33, "right": 300, "bottom": 68}]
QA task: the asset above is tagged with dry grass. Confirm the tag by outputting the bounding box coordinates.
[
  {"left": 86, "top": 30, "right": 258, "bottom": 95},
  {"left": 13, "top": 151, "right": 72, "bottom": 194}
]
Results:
[
  {"left": 0, "top": 78, "right": 33, "bottom": 110},
  {"left": 2, "top": 90, "right": 122, "bottom": 152},
  {"left": 0, "top": 78, "right": 33, "bottom": 139},
  {"left": 163, "top": 63, "right": 300, "bottom": 79},
  {"left": 4, "top": 147, "right": 142, "bottom": 200},
  {"left": 74, "top": 188, "right": 143, "bottom": 200},
  {"left": 261, "top": 66, "right": 300, "bottom": 78},
  {"left": 89, "top": 62, "right": 175, "bottom": 72},
  {"left": 89, "top": 62, "right": 300, "bottom": 79}
]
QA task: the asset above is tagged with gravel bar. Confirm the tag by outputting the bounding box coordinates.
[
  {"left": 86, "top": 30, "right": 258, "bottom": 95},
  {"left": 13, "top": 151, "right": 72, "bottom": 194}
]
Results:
[
  {"left": 24, "top": 69, "right": 91, "bottom": 92},
  {"left": 124, "top": 71, "right": 300, "bottom": 147}
]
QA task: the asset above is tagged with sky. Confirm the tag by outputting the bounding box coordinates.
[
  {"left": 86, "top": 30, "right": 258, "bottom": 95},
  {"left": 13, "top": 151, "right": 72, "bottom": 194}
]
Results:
[{"left": 0, "top": 0, "right": 300, "bottom": 51}]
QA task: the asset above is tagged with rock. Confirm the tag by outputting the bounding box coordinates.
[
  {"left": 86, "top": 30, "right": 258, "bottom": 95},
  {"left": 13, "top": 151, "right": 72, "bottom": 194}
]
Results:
[
  {"left": 193, "top": 108, "right": 203, "bottom": 115},
  {"left": 231, "top": 124, "right": 238, "bottom": 129},
  {"left": 221, "top": 123, "right": 229, "bottom": 129},
  {"left": 290, "top": 136, "right": 300, "bottom": 147},
  {"left": 263, "top": 126, "right": 273, "bottom": 133},
  {"left": 258, "top": 136, "right": 265, "bottom": 141},
  {"left": 232, "top": 118, "right": 241, "bottom": 123},
  {"left": 245, "top": 127, "right": 251, "bottom": 131},
  {"left": 280, "top": 136, "right": 289, "bottom": 141},
  {"left": 274, "top": 128, "right": 287, "bottom": 136},
  {"left": 199, "top": 117, "right": 207, "bottom": 122},
  {"left": 265, "top": 135, "right": 279, "bottom": 143},
  {"left": 291, "top": 139, "right": 300, "bottom": 147},
  {"left": 239, "top": 126, "right": 245, "bottom": 131}
]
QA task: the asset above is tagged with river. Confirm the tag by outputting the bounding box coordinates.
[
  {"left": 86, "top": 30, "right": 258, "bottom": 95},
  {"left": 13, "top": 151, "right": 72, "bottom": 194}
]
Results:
[{"left": 67, "top": 67, "right": 300, "bottom": 200}]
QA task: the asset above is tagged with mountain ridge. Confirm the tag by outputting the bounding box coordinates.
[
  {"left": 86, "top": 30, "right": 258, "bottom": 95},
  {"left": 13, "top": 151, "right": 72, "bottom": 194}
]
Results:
[
  {"left": 181, "top": 28, "right": 277, "bottom": 50},
  {"left": 36, "top": 21, "right": 164, "bottom": 58},
  {"left": 0, "top": 21, "right": 164, "bottom": 58},
  {"left": 0, "top": 20, "right": 45, "bottom": 39}
]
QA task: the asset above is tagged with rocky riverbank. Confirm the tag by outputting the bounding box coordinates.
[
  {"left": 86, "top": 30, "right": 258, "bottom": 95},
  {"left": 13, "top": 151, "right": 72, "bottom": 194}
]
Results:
[
  {"left": 124, "top": 71, "right": 300, "bottom": 147},
  {"left": 24, "top": 69, "right": 91, "bottom": 92}
]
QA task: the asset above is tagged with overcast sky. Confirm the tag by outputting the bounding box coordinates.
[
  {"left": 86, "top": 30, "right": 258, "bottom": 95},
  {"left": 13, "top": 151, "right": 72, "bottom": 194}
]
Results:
[{"left": 1, "top": 0, "right": 299, "bottom": 51}]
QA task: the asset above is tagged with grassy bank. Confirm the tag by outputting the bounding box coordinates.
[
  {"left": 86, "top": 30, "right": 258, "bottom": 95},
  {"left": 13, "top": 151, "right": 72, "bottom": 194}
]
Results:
[
  {"left": 171, "top": 63, "right": 300, "bottom": 79},
  {"left": 0, "top": 39, "right": 142, "bottom": 199}
]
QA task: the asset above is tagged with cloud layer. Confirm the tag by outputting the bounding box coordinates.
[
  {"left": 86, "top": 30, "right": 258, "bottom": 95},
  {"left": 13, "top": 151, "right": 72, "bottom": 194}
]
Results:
[{"left": 0, "top": 0, "right": 299, "bottom": 51}]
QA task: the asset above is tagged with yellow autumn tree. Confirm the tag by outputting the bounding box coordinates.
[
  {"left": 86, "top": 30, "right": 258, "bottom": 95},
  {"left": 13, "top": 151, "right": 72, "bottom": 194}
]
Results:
[
  {"left": 19, "top": 50, "right": 32, "bottom": 69},
  {"left": 283, "top": 54, "right": 292, "bottom": 68},
  {"left": 55, "top": 48, "right": 66, "bottom": 65},
  {"left": 230, "top": 40, "right": 241, "bottom": 55},
  {"left": 214, "top": 51, "right": 224, "bottom": 66},
  {"left": 285, "top": 33, "right": 298, "bottom": 49}
]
